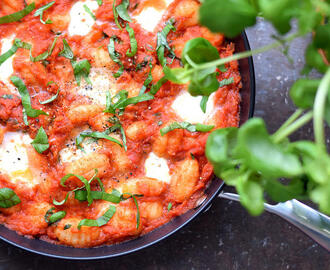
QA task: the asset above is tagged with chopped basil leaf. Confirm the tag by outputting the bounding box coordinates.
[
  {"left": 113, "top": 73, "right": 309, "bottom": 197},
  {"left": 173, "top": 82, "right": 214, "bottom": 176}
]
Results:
[
  {"left": 0, "top": 41, "right": 19, "bottom": 66},
  {"left": 121, "top": 193, "right": 143, "bottom": 229},
  {"left": 108, "top": 37, "right": 124, "bottom": 78},
  {"left": 139, "top": 62, "right": 153, "bottom": 95},
  {"left": 49, "top": 211, "right": 66, "bottom": 224},
  {"left": 30, "top": 36, "right": 58, "bottom": 62},
  {"left": 76, "top": 131, "right": 123, "bottom": 149},
  {"left": 58, "top": 39, "right": 74, "bottom": 60},
  {"left": 200, "top": 96, "right": 209, "bottom": 113},
  {"left": 34, "top": 1, "right": 55, "bottom": 24},
  {"left": 39, "top": 85, "right": 60, "bottom": 104},
  {"left": 0, "top": 3, "right": 35, "bottom": 24},
  {"left": 10, "top": 76, "right": 48, "bottom": 125},
  {"left": 78, "top": 205, "right": 116, "bottom": 229},
  {"left": 219, "top": 77, "right": 234, "bottom": 87},
  {"left": 219, "top": 64, "right": 227, "bottom": 73},
  {"left": 83, "top": 4, "right": 96, "bottom": 20},
  {"left": 71, "top": 59, "right": 92, "bottom": 86},
  {"left": 160, "top": 122, "right": 214, "bottom": 136},
  {"left": 116, "top": 0, "right": 132, "bottom": 27},
  {"left": 0, "top": 188, "right": 21, "bottom": 208},
  {"left": 64, "top": 224, "right": 72, "bottom": 230},
  {"left": 126, "top": 24, "right": 137, "bottom": 57},
  {"left": 74, "top": 189, "right": 121, "bottom": 204},
  {"left": 149, "top": 76, "right": 168, "bottom": 95},
  {"left": 97, "top": 0, "right": 103, "bottom": 6},
  {"left": 107, "top": 116, "right": 128, "bottom": 151},
  {"left": 167, "top": 202, "right": 172, "bottom": 211},
  {"left": 0, "top": 94, "right": 13, "bottom": 99},
  {"left": 156, "top": 19, "right": 176, "bottom": 67},
  {"left": 31, "top": 127, "right": 49, "bottom": 153},
  {"left": 113, "top": 0, "right": 121, "bottom": 29},
  {"left": 44, "top": 207, "right": 55, "bottom": 223}
]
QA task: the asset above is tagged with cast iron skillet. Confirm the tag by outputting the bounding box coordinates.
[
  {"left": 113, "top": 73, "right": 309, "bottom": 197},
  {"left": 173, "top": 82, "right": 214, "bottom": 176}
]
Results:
[{"left": 0, "top": 31, "right": 255, "bottom": 260}]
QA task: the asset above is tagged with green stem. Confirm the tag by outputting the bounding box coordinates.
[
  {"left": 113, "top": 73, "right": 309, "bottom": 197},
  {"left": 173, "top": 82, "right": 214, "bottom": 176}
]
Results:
[
  {"left": 273, "top": 109, "right": 304, "bottom": 136},
  {"left": 313, "top": 68, "right": 330, "bottom": 149},
  {"left": 272, "top": 111, "right": 313, "bottom": 143},
  {"left": 187, "top": 33, "right": 300, "bottom": 74}
]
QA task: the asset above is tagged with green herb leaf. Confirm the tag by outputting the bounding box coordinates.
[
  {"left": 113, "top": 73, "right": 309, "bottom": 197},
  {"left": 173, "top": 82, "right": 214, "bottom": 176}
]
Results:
[
  {"left": 10, "top": 76, "right": 48, "bottom": 125},
  {"left": 108, "top": 37, "right": 124, "bottom": 78},
  {"left": 30, "top": 36, "right": 58, "bottom": 62},
  {"left": 31, "top": 127, "right": 49, "bottom": 153},
  {"left": 0, "top": 188, "right": 21, "bottom": 208},
  {"left": 121, "top": 193, "right": 142, "bottom": 229},
  {"left": 58, "top": 39, "right": 74, "bottom": 60},
  {"left": 200, "top": 96, "right": 209, "bottom": 113},
  {"left": 167, "top": 202, "right": 172, "bottom": 211},
  {"left": 126, "top": 24, "right": 137, "bottom": 57},
  {"left": 156, "top": 19, "right": 176, "bottom": 67},
  {"left": 78, "top": 205, "right": 116, "bottom": 229},
  {"left": 0, "top": 94, "right": 13, "bottom": 99},
  {"left": 74, "top": 189, "right": 121, "bottom": 204},
  {"left": 34, "top": 1, "right": 55, "bottom": 24},
  {"left": 83, "top": 4, "right": 96, "bottom": 20},
  {"left": 76, "top": 131, "right": 123, "bottom": 148},
  {"left": 219, "top": 77, "right": 234, "bottom": 87},
  {"left": 39, "top": 84, "right": 60, "bottom": 104},
  {"left": 199, "top": 0, "right": 257, "bottom": 38},
  {"left": 0, "top": 3, "right": 35, "bottom": 24},
  {"left": 48, "top": 211, "right": 66, "bottom": 224},
  {"left": 116, "top": 0, "right": 132, "bottom": 23},
  {"left": 160, "top": 121, "right": 214, "bottom": 136},
  {"left": 64, "top": 224, "right": 72, "bottom": 230},
  {"left": 139, "top": 62, "right": 153, "bottom": 95},
  {"left": 97, "top": 0, "right": 103, "bottom": 6},
  {"left": 71, "top": 59, "right": 92, "bottom": 86}
]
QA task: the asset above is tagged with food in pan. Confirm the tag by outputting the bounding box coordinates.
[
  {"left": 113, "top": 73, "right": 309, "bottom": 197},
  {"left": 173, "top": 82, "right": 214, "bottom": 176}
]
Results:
[{"left": 0, "top": 0, "right": 241, "bottom": 247}]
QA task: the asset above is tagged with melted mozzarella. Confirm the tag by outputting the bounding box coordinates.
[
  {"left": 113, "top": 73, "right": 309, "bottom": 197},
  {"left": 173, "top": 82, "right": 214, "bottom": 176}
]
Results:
[
  {"left": 0, "top": 132, "right": 37, "bottom": 188},
  {"left": 75, "top": 69, "right": 120, "bottom": 105},
  {"left": 144, "top": 152, "right": 170, "bottom": 183},
  {"left": 133, "top": 0, "right": 174, "bottom": 32},
  {"left": 0, "top": 36, "right": 16, "bottom": 92},
  {"left": 171, "top": 91, "right": 216, "bottom": 124},
  {"left": 59, "top": 137, "right": 101, "bottom": 163},
  {"left": 68, "top": 0, "right": 99, "bottom": 36}
]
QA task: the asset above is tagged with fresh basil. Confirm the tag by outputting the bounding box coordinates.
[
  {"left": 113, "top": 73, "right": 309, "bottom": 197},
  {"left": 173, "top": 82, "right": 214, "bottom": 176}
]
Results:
[
  {"left": 108, "top": 37, "right": 124, "bottom": 78},
  {"left": 200, "top": 96, "right": 209, "bottom": 113},
  {"left": 34, "top": 1, "right": 55, "bottom": 24},
  {"left": 160, "top": 122, "right": 214, "bottom": 136},
  {"left": 74, "top": 189, "right": 121, "bottom": 204},
  {"left": 126, "top": 24, "right": 137, "bottom": 57},
  {"left": 10, "top": 76, "right": 48, "bottom": 125},
  {"left": 45, "top": 207, "right": 66, "bottom": 224},
  {"left": 0, "top": 3, "right": 35, "bottom": 24},
  {"left": 77, "top": 205, "right": 116, "bottom": 229},
  {"left": 0, "top": 188, "right": 21, "bottom": 208},
  {"left": 0, "top": 94, "right": 13, "bottom": 99},
  {"left": 64, "top": 224, "right": 72, "bottom": 230},
  {"left": 31, "top": 127, "right": 49, "bottom": 153},
  {"left": 76, "top": 131, "right": 123, "bottom": 149},
  {"left": 156, "top": 19, "right": 176, "bottom": 67},
  {"left": 139, "top": 62, "right": 153, "bottom": 95},
  {"left": 167, "top": 202, "right": 172, "bottom": 212},
  {"left": 39, "top": 82, "right": 60, "bottom": 104},
  {"left": 107, "top": 116, "right": 127, "bottom": 151},
  {"left": 97, "top": 0, "right": 103, "bottom": 6},
  {"left": 121, "top": 193, "right": 143, "bottom": 229},
  {"left": 83, "top": 4, "right": 96, "bottom": 20},
  {"left": 58, "top": 39, "right": 74, "bottom": 60},
  {"left": 30, "top": 36, "right": 58, "bottom": 62}
]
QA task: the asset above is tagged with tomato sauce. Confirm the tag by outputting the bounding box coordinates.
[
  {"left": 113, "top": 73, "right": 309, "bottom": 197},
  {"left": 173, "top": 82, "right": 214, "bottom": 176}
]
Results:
[{"left": 0, "top": 0, "right": 241, "bottom": 247}]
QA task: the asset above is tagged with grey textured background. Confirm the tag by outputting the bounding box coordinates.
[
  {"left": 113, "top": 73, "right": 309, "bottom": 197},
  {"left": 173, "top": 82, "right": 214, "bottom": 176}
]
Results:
[{"left": 0, "top": 19, "right": 329, "bottom": 270}]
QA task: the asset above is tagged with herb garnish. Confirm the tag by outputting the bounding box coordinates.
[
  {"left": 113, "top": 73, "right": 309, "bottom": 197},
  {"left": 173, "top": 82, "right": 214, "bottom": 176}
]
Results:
[
  {"left": 126, "top": 24, "right": 137, "bottom": 57},
  {"left": 34, "top": 1, "right": 55, "bottom": 24},
  {"left": 39, "top": 82, "right": 60, "bottom": 104},
  {"left": 96, "top": 0, "right": 103, "bottom": 6},
  {"left": 75, "top": 130, "right": 123, "bottom": 149},
  {"left": 108, "top": 37, "right": 124, "bottom": 78},
  {"left": 58, "top": 39, "right": 91, "bottom": 86},
  {"left": 44, "top": 207, "right": 66, "bottom": 224},
  {"left": 64, "top": 224, "right": 72, "bottom": 230},
  {"left": 139, "top": 62, "right": 153, "bottom": 95},
  {"left": 0, "top": 3, "right": 35, "bottom": 24},
  {"left": 121, "top": 193, "right": 143, "bottom": 229},
  {"left": 0, "top": 94, "right": 13, "bottom": 99},
  {"left": 113, "top": 0, "right": 132, "bottom": 30},
  {"left": 31, "top": 127, "right": 49, "bottom": 153},
  {"left": 10, "top": 76, "right": 48, "bottom": 125},
  {"left": 74, "top": 189, "right": 121, "bottom": 204},
  {"left": 0, "top": 188, "right": 21, "bottom": 208},
  {"left": 167, "top": 202, "right": 172, "bottom": 212},
  {"left": 77, "top": 205, "right": 116, "bottom": 229},
  {"left": 160, "top": 122, "right": 214, "bottom": 136},
  {"left": 156, "top": 19, "right": 176, "bottom": 67},
  {"left": 83, "top": 4, "right": 96, "bottom": 20}
]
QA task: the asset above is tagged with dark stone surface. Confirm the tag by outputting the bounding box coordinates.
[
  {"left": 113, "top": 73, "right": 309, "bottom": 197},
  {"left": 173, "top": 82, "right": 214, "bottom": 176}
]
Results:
[{"left": 0, "top": 20, "right": 329, "bottom": 270}]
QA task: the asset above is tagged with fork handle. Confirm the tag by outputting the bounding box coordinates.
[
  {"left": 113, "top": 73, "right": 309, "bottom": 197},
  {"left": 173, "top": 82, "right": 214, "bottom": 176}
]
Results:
[{"left": 219, "top": 192, "right": 330, "bottom": 251}]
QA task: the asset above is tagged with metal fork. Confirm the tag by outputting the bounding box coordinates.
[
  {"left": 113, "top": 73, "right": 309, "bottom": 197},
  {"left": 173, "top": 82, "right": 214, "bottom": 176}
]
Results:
[{"left": 219, "top": 192, "right": 330, "bottom": 251}]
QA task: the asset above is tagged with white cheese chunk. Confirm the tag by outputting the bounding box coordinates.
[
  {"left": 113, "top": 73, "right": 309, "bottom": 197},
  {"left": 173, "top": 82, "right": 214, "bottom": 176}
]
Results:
[
  {"left": 171, "top": 90, "right": 216, "bottom": 124},
  {"left": 68, "top": 0, "right": 99, "bottom": 36},
  {"left": 75, "top": 69, "right": 120, "bottom": 105},
  {"left": 0, "top": 36, "right": 16, "bottom": 92},
  {"left": 144, "top": 152, "right": 170, "bottom": 183},
  {"left": 0, "top": 132, "right": 37, "bottom": 188},
  {"left": 133, "top": 0, "right": 174, "bottom": 32}
]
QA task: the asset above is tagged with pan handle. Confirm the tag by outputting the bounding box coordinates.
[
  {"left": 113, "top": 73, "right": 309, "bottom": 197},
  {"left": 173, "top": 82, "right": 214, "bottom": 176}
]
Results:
[{"left": 219, "top": 192, "right": 330, "bottom": 251}]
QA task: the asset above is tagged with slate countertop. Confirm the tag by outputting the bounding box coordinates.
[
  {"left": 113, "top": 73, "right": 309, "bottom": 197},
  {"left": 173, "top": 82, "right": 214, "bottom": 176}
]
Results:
[{"left": 0, "top": 20, "right": 329, "bottom": 270}]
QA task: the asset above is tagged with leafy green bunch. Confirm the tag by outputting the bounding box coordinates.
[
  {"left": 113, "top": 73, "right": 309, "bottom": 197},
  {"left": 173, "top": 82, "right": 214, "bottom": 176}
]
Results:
[{"left": 165, "top": 0, "right": 330, "bottom": 215}]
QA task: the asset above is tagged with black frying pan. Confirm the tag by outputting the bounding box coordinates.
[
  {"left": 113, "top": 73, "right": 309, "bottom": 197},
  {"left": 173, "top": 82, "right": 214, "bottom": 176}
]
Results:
[{"left": 0, "top": 31, "right": 255, "bottom": 260}]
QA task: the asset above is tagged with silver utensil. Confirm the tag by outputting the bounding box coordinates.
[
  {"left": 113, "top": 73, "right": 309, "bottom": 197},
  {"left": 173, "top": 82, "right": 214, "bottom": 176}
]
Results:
[{"left": 219, "top": 192, "right": 330, "bottom": 251}]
